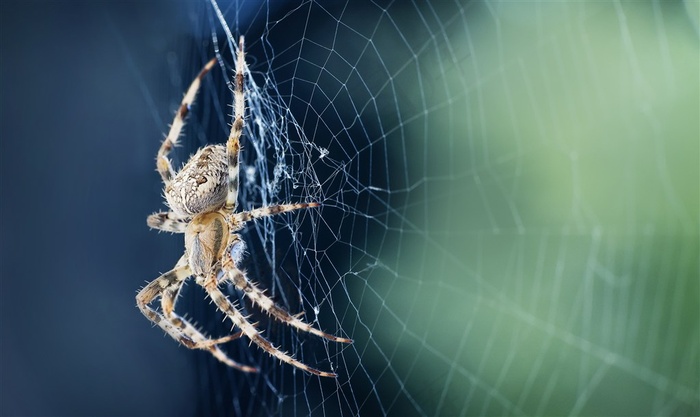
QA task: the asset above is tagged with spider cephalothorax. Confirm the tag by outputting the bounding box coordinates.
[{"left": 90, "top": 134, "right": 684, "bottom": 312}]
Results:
[{"left": 136, "top": 37, "right": 351, "bottom": 377}]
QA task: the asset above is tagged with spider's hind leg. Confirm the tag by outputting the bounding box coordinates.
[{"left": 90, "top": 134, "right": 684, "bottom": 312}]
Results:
[
  {"left": 224, "top": 36, "right": 246, "bottom": 211},
  {"left": 147, "top": 211, "right": 188, "bottom": 233},
  {"left": 157, "top": 58, "right": 217, "bottom": 185}
]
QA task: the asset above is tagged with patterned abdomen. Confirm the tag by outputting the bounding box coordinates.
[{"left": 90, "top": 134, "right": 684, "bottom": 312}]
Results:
[{"left": 165, "top": 145, "right": 229, "bottom": 217}]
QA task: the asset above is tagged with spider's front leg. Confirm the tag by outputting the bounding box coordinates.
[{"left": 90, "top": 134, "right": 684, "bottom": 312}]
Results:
[
  {"left": 201, "top": 274, "right": 338, "bottom": 378},
  {"left": 136, "top": 260, "right": 256, "bottom": 372},
  {"left": 159, "top": 275, "right": 256, "bottom": 372},
  {"left": 198, "top": 233, "right": 349, "bottom": 377},
  {"left": 222, "top": 234, "right": 352, "bottom": 344},
  {"left": 136, "top": 263, "right": 200, "bottom": 347}
]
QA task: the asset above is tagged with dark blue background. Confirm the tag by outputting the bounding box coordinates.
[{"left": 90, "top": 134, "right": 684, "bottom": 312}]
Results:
[{"left": 1, "top": 2, "right": 221, "bottom": 415}]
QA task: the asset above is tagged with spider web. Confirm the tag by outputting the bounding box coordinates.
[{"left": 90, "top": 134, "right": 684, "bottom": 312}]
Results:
[{"left": 155, "top": 1, "right": 699, "bottom": 416}]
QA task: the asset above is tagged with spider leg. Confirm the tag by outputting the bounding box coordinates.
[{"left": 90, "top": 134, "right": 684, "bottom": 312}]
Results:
[
  {"left": 160, "top": 277, "right": 256, "bottom": 373},
  {"left": 137, "top": 262, "right": 256, "bottom": 372},
  {"left": 157, "top": 58, "right": 217, "bottom": 185},
  {"left": 225, "top": 36, "right": 245, "bottom": 211},
  {"left": 201, "top": 277, "right": 338, "bottom": 378},
  {"left": 147, "top": 211, "right": 189, "bottom": 233},
  {"left": 221, "top": 237, "right": 351, "bottom": 344},
  {"left": 232, "top": 202, "right": 320, "bottom": 226},
  {"left": 136, "top": 264, "right": 201, "bottom": 348}
]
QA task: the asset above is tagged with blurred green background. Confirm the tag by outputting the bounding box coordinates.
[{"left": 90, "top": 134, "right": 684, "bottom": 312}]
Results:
[{"left": 355, "top": 1, "right": 699, "bottom": 415}]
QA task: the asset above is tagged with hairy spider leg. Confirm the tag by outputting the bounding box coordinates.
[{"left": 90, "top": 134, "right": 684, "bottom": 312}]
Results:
[
  {"left": 201, "top": 277, "right": 338, "bottom": 378},
  {"left": 231, "top": 202, "right": 320, "bottom": 227},
  {"left": 222, "top": 234, "right": 352, "bottom": 344},
  {"left": 147, "top": 211, "right": 189, "bottom": 233},
  {"left": 137, "top": 264, "right": 198, "bottom": 346},
  {"left": 160, "top": 276, "right": 255, "bottom": 372},
  {"left": 157, "top": 58, "right": 217, "bottom": 185},
  {"left": 136, "top": 261, "right": 256, "bottom": 372},
  {"left": 225, "top": 36, "right": 246, "bottom": 211}
]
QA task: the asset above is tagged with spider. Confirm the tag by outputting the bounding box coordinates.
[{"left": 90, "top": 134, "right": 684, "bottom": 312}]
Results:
[{"left": 136, "top": 36, "right": 351, "bottom": 378}]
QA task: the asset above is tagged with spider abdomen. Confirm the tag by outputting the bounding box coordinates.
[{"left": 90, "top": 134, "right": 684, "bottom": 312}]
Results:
[{"left": 165, "top": 145, "right": 230, "bottom": 217}]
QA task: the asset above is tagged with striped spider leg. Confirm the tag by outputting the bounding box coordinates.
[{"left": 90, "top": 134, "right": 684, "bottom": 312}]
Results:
[
  {"left": 202, "top": 206, "right": 352, "bottom": 378},
  {"left": 147, "top": 56, "right": 217, "bottom": 234},
  {"left": 147, "top": 211, "right": 188, "bottom": 233},
  {"left": 136, "top": 256, "right": 255, "bottom": 373},
  {"left": 137, "top": 36, "right": 351, "bottom": 377}
]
